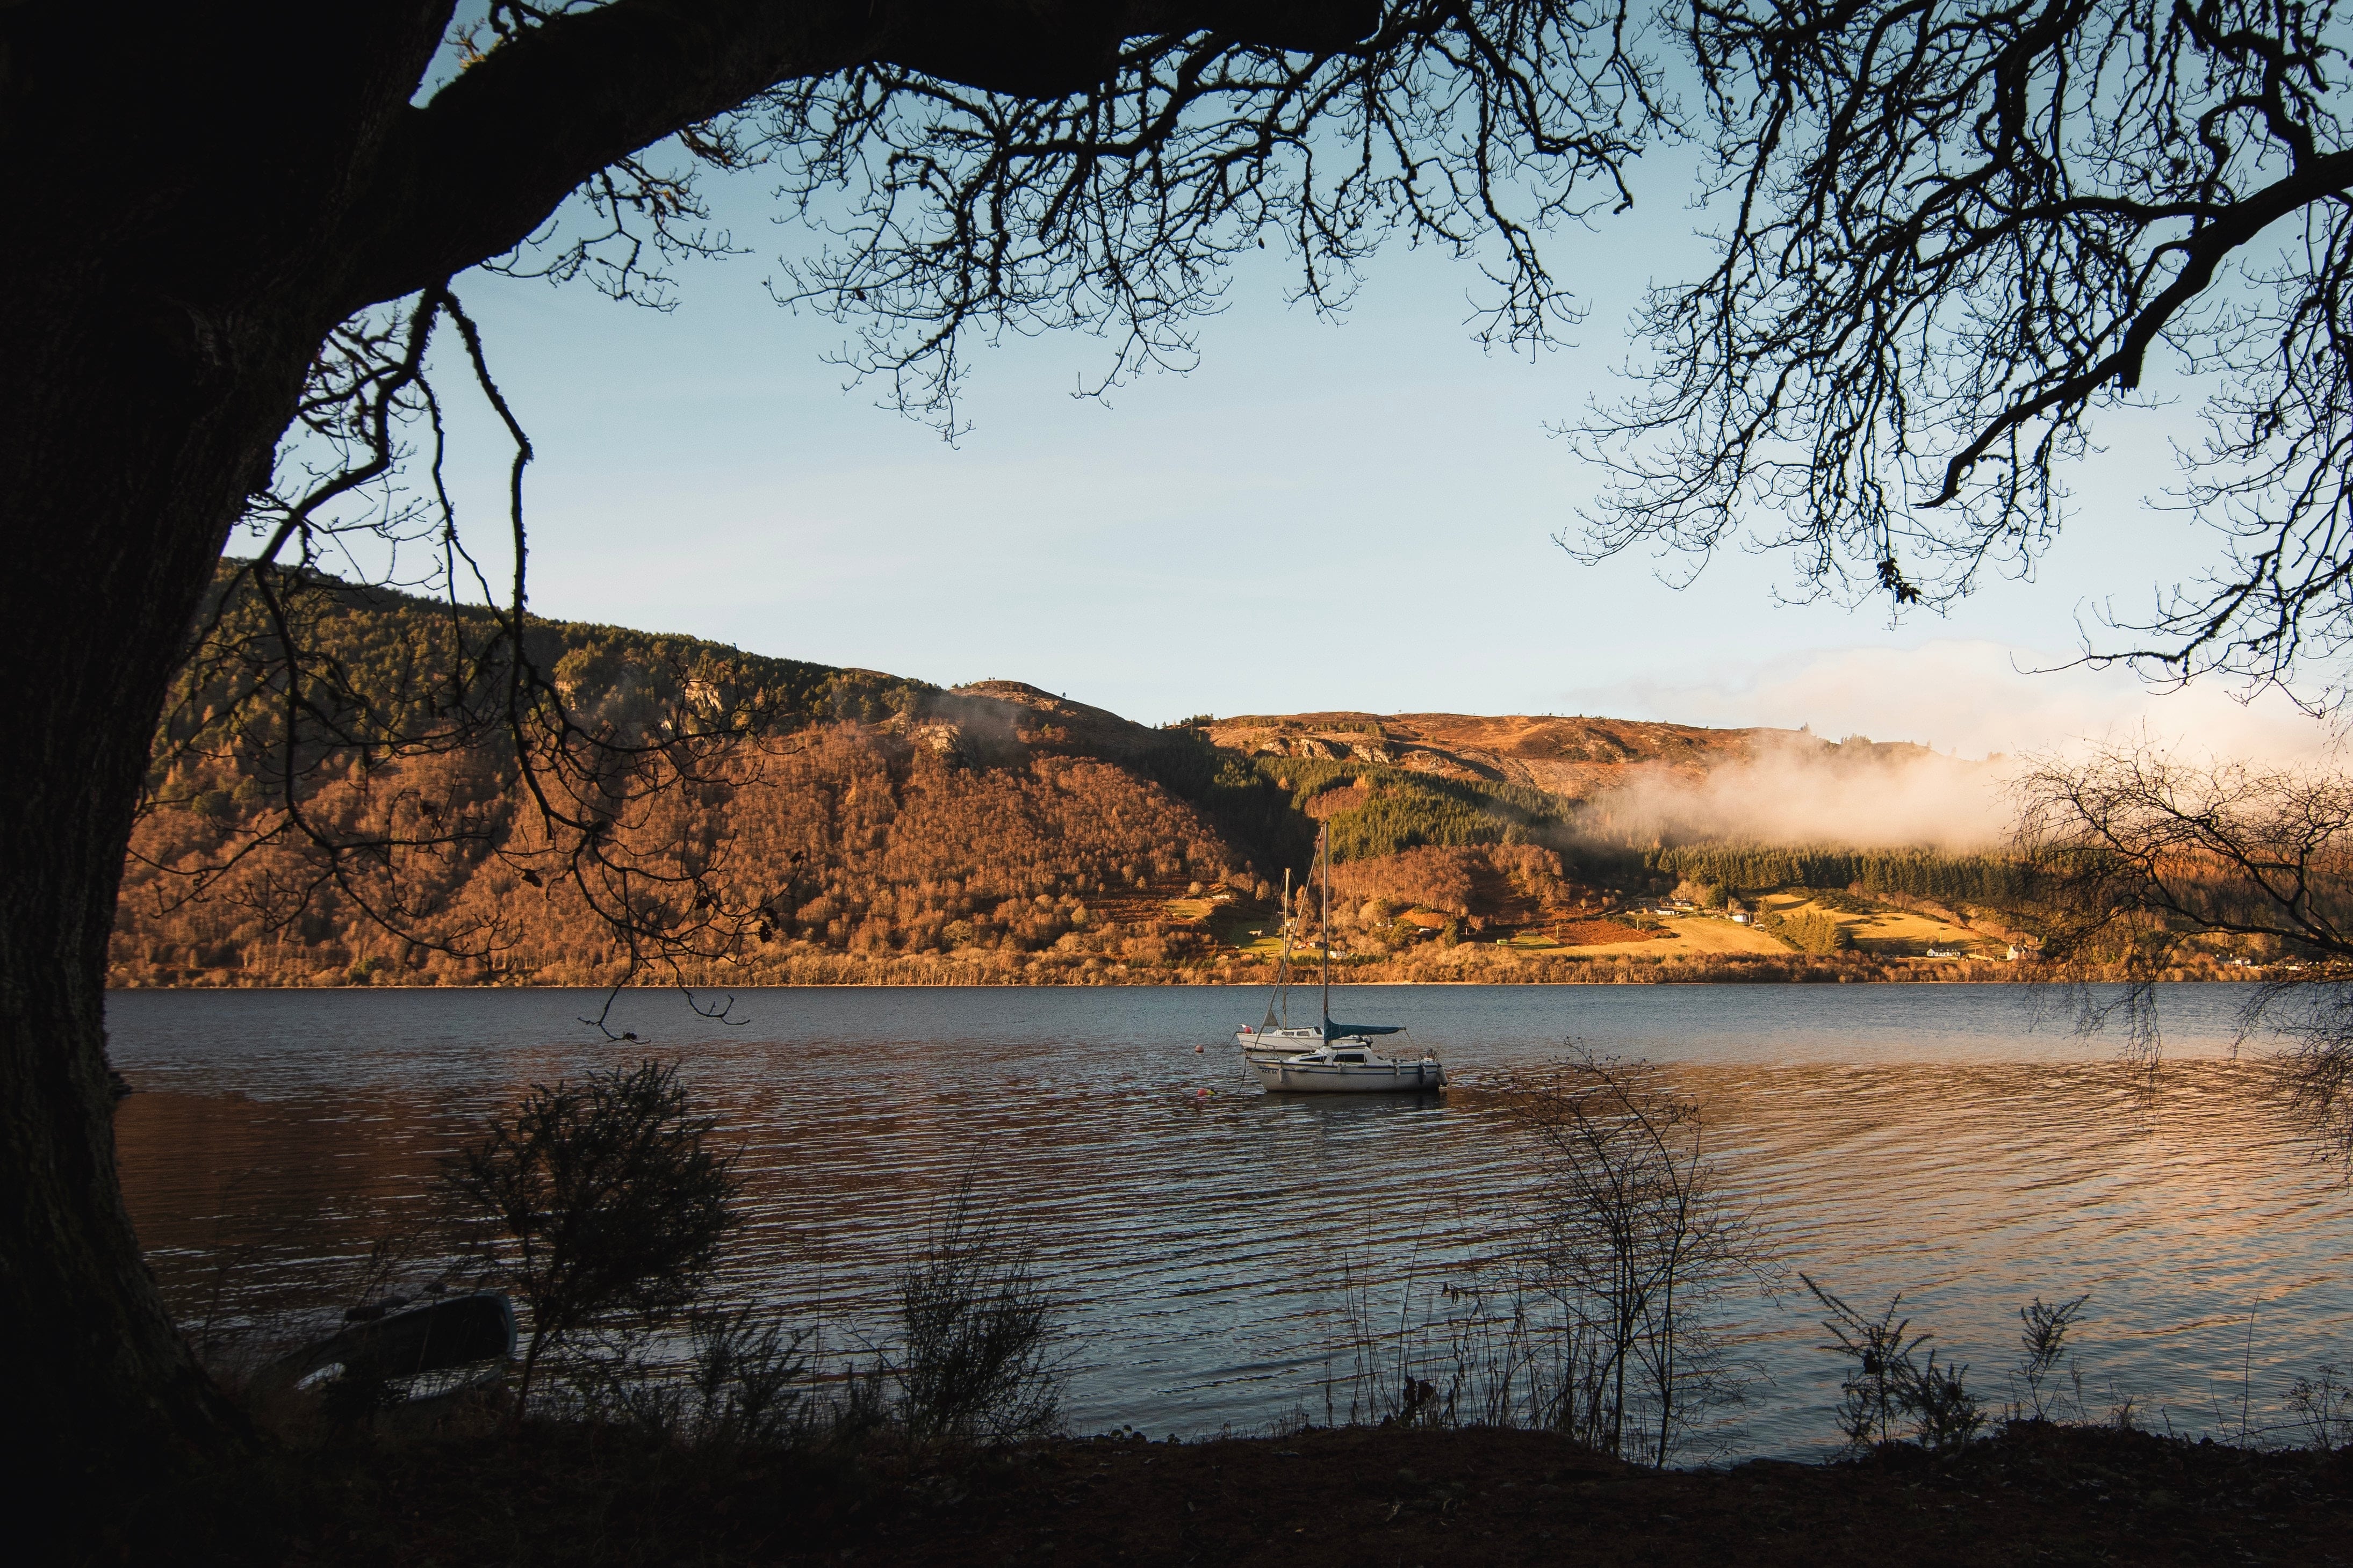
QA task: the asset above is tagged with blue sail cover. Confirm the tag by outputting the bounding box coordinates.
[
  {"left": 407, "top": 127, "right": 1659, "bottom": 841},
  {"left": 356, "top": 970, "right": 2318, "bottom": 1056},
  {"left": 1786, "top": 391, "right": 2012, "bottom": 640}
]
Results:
[{"left": 1322, "top": 1018, "right": 1404, "bottom": 1038}]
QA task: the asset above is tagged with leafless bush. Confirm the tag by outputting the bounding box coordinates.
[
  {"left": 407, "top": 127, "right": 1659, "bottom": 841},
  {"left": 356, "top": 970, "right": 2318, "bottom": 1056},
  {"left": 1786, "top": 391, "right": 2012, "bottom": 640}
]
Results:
[
  {"left": 1503, "top": 1049, "right": 1776, "bottom": 1465},
  {"left": 442, "top": 1058, "right": 740, "bottom": 1413},
  {"left": 687, "top": 1305, "right": 817, "bottom": 1448},
  {"left": 893, "top": 1182, "right": 1066, "bottom": 1447},
  {"left": 559, "top": 1303, "right": 816, "bottom": 1450},
  {"left": 1322, "top": 1270, "right": 1638, "bottom": 1444},
  {"left": 2011, "top": 1294, "right": 2091, "bottom": 1424},
  {"left": 1802, "top": 1276, "right": 1984, "bottom": 1453},
  {"left": 2286, "top": 1364, "right": 2353, "bottom": 1451}
]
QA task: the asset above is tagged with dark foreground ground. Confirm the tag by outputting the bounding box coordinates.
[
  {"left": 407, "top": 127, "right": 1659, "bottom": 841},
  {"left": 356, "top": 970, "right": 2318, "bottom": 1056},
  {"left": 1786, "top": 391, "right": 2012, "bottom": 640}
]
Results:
[{"left": 89, "top": 1421, "right": 2353, "bottom": 1567}]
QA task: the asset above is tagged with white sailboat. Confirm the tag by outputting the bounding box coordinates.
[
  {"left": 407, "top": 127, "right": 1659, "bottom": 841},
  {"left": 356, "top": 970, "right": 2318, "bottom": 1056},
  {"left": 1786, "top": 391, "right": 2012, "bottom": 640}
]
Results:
[
  {"left": 1237, "top": 824, "right": 1445, "bottom": 1093},
  {"left": 1235, "top": 866, "right": 1321, "bottom": 1062}
]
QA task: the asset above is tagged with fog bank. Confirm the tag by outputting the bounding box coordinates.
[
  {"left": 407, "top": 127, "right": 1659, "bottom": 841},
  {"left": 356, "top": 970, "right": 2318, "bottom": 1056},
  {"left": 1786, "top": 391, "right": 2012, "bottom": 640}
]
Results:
[{"left": 1577, "top": 735, "right": 2013, "bottom": 851}]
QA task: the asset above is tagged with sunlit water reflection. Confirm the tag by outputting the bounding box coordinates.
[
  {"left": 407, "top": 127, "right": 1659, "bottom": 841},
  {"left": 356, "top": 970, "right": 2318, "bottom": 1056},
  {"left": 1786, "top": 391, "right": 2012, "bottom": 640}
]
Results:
[{"left": 109, "top": 983, "right": 2353, "bottom": 1458}]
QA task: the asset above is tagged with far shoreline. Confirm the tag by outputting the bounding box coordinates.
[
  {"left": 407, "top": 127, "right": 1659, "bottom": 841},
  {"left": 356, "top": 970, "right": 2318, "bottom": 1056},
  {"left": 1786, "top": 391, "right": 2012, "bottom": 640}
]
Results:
[{"left": 106, "top": 969, "right": 2268, "bottom": 992}]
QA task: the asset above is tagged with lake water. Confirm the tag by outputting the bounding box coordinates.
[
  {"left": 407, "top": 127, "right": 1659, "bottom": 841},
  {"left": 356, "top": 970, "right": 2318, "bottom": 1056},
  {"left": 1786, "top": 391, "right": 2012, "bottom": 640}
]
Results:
[{"left": 109, "top": 982, "right": 2353, "bottom": 1458}]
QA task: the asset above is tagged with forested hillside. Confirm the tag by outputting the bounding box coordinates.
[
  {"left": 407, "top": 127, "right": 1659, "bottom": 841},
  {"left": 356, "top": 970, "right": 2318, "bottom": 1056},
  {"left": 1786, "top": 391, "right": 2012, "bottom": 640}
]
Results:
[
  {"left": 113, "top": 572, "right": 1296, "bottom": 988},
  {"left": 116, "top": 577, "right": 2256, "bottom": 987}
]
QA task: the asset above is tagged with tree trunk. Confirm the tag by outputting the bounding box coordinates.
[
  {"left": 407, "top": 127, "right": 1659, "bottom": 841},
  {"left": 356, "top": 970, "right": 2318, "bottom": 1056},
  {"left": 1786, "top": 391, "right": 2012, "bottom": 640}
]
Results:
[
  {"left": 0, "top": 6, "right": 462, "bottom": 1490},
  {"left": 0, "top": 0, "right": 1363, "bottom": 1495},
  {"left": 0, "top": 264, "right": 339, "bottom": 1488},
  {"left": 0, "top": 0, "right": 822, "bottom": 1479}
]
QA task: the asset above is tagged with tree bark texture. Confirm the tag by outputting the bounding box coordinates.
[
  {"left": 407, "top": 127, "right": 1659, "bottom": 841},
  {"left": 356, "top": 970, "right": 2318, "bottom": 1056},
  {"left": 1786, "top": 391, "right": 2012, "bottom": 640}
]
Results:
[
  {"left": 0, "top": 0, "right": 1378, "bottom": 1492},
  {"left": 0, "top": 5, "right": 463, "bottom": 1491}
]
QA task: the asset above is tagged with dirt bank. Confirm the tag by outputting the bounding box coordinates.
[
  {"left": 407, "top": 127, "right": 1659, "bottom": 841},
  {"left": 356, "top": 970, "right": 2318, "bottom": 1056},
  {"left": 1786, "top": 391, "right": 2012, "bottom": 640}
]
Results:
[{"left": 96, "top": 1421, "right": 2353, "bottom": 1566}]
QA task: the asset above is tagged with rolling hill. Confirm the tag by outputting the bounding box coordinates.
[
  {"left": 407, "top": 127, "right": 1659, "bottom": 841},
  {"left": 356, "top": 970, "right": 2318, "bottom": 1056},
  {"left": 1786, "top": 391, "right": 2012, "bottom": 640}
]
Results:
[{"left": 113, "top": 575, "right": 2226, "bottom": 988}]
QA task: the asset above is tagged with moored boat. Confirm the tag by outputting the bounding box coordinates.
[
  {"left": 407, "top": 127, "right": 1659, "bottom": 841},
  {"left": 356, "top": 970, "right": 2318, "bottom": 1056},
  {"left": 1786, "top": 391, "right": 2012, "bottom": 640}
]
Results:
[
  {"left": 1236, "top": 824, "right": 1438, "bottom": 1091},
  {"left": 1238, "top": 1024, "right": 1326, "bottom": 1063},
  {"left": 1253, "top": 1042, "right": 1447, "bottom": 1093},
  {"left": 249, "top": 1289, "right": 517, "bottom": 1404}
]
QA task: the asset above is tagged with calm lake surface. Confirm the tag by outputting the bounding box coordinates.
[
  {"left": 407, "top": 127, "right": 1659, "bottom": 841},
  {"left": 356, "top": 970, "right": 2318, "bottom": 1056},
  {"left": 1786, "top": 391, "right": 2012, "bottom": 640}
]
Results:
[{"left": 109, "top": 983, "right": 2353, "bottom": 1458}]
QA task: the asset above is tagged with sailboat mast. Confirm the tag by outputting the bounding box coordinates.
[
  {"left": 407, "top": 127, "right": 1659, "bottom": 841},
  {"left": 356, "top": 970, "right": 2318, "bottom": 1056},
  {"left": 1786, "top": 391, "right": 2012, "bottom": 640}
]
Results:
[
  {"left": 1320, "top": 822, "right": 1331, "bottom": 1031},
  {"left": 1263, "top": 866, "right": 1294, "bottom": 1033},
  {"left": 1279, "top": 867, "right": 1292, "bottom": 1026}
]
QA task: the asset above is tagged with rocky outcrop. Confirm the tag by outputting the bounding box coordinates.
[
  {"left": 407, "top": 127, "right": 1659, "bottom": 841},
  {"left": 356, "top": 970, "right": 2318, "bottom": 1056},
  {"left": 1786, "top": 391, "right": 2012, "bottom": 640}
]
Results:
[{"left": 1202, "top": 711, "right": 1800, "bottom": 800}]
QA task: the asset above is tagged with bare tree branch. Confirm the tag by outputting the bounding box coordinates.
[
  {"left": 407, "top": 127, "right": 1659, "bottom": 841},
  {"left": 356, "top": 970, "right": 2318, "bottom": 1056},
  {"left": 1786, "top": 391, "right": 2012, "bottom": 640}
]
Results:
[{"left": 1569, "top": 0, "right": 2353, "bottom": 705}]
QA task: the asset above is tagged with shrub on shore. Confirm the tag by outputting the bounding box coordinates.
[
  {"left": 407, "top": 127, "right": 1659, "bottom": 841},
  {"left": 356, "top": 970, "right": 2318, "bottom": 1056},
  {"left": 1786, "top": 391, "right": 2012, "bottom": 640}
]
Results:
[{"left": 442, "top": 1058, "right": 742, "bottom": 1414}]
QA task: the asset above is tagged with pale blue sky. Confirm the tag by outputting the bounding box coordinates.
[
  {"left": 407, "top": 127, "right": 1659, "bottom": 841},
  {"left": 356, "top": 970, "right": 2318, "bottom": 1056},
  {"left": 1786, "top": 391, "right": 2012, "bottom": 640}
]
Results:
[{"left": 394, "top": 139, "right": 2328, "bottom": 761}]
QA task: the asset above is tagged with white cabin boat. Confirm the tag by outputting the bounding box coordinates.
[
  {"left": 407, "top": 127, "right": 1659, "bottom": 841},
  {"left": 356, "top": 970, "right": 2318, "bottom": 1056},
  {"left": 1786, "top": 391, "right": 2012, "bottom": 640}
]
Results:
[{"left": 1253, "top": 1043, "right": 1446, "bottom": 1093}]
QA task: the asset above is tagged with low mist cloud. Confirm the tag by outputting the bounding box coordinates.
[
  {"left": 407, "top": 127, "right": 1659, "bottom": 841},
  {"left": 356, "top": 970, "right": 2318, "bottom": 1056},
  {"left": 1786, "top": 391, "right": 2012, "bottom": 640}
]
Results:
[
  {"left": 1565, "top": 640, "right": 2339, "bottom": 850},
  {"left": 1577, "top": 737, "right": 2012, "bottom": 851}
]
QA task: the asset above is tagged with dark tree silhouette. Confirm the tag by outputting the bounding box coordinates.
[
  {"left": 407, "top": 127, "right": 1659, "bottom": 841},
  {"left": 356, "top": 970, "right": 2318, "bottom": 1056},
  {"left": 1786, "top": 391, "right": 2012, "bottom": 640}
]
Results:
[
  {"left": 0, "top": 1, "right": 1660, "bottom": 1487},
  {"left": 2017, "top": 742, "right": 2353, "bottom": 971},
  {"left": 1573, "top": 0, "right": 2353, "bottom": 708},
  {"left": 444, "top": 1059, "right": 740, "bottom": 1415}
]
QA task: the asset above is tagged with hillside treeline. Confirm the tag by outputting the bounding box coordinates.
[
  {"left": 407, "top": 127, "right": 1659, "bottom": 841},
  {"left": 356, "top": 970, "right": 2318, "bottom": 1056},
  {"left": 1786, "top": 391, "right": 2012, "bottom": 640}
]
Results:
[
  {"left": 1645, "top": 844, "right": 2029, "bottom": 905},
  {"left": 1265, "top": 758, "right": 1576, "bottom": 862},
  {"left": 157, "top": 564, "right": 932, "bottom": 783},
  {"left": 117, "top": 725, "right": 1257, "bottom": 987}
]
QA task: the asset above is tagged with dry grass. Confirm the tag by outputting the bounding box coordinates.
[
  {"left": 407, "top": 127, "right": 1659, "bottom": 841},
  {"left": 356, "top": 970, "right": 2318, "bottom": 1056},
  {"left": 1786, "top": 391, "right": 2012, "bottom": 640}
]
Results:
[
  {"left": 1651, "top": 916, "right": 1792, "bottom": 956},
  {"left": 1753, "top": 892, "right": 1989, "bottom": 957}
]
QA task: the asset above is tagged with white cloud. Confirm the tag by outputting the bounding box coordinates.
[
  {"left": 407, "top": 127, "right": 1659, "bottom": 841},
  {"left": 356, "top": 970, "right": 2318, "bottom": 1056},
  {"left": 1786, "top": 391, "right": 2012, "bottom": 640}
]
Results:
[{"left": 1582, "top": 639, "right": 2337, "bottom": 764}]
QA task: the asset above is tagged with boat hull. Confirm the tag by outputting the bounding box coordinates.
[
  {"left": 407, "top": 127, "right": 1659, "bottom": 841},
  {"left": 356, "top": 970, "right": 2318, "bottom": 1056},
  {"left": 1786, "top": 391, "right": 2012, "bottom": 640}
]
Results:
[
  {"left": 1252, "top": 1058, "right": 1447, "bottom": 1093},
  {"left": 1236, "top": 1027, "right": 1324, "bottom": 1063},
  {"left": 249, "top": 1291, "right": 516, "bottom": 1402}
]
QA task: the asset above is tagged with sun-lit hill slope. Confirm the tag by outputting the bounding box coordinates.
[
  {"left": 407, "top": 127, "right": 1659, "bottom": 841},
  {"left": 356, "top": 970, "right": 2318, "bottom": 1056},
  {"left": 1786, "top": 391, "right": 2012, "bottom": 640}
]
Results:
[
  {"left": 112, "top": 578, "right": 1293, "bottom": 989},
  {"left": 1203, "top": 711, "right": 1939, "bottom": 800},
  {"left": 119, "top": 584, "right": 2170, "bottom": 988},
  {"left": 1180, "top": 708, "right": 2045, "bottom": 961}
]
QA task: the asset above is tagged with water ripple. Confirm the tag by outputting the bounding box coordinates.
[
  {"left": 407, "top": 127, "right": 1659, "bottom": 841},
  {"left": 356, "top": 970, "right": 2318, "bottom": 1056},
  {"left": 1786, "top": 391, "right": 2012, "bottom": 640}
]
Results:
[{"left": 109, "top": 982, "right": 2352, "bottom": 1455}]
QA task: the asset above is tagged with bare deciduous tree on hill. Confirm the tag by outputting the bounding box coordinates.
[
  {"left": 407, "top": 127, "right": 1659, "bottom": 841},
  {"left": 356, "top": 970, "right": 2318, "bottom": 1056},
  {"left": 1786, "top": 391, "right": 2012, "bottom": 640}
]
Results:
[{"left": 2013, "top": 736, "right": 2353, "bottom": 1159}]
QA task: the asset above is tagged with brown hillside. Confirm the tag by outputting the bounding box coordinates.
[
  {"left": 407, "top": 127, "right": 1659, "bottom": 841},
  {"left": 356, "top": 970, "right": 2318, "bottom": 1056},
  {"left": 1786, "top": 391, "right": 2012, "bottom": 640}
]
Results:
[
  {"left": 917, "top": 681, "right": 1179, "bottom": 767},
  {"left": 116, "top": 576, "right": 2017, "bottom": 989},
  {"left": 1205, "top": 711, "right": 1801, "bottom": 797},
  {"left": 112, "top": 680, "right": 1267, "bottom": 990},
  {"left": 1207, "top": 710, "right": 1950, "bottom": 804}
]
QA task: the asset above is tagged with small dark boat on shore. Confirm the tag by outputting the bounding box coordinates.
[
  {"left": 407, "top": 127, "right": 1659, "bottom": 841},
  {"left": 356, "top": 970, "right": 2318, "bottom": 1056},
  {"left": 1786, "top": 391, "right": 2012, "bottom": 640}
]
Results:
[{"left": 251, "top": 1290, "right": 516, "bottom": 1402}]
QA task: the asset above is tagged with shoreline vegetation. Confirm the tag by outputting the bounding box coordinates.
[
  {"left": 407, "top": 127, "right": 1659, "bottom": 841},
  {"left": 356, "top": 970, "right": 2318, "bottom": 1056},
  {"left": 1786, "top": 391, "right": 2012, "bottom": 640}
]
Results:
[{"left": 111, "top": 953, "right": 2273, "bottom": 990}]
